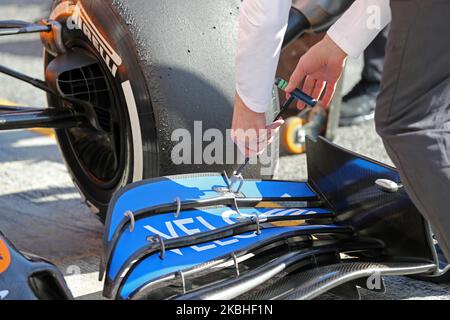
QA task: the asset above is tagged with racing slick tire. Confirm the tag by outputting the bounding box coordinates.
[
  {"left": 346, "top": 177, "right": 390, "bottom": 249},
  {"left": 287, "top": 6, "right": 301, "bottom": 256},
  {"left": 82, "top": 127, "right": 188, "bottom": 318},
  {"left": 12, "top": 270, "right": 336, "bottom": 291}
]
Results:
[{"left": 44, "top": 0, "right": 279, "bottom": 221}]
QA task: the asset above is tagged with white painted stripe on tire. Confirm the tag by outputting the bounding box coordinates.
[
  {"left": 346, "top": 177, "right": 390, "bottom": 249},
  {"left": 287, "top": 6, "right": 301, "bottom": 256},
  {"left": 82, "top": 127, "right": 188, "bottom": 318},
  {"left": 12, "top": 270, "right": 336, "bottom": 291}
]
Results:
[{"left": 121, "top": 80, "right": 143, "bottom": 182}]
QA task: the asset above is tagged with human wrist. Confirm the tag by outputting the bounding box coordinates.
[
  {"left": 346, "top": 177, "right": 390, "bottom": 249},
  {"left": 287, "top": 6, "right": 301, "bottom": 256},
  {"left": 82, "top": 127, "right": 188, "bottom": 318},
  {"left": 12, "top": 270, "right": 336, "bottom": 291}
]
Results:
[
  {"left": 235, "top": 93, "right": 266, "bottom": 116},
  {"left": 323, "top": 34, "right": 348, "bottom": 60}
]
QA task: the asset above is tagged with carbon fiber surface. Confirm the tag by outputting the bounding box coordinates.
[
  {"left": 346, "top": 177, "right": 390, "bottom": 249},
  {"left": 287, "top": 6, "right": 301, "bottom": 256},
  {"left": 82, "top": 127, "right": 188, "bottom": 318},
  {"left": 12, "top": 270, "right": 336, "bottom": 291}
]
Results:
[
  {"left": 244, "top": 262, "right": 435, "bottom": 300},
  {"left": 306, "top": 137, "right": 434, "bottom": 262}
]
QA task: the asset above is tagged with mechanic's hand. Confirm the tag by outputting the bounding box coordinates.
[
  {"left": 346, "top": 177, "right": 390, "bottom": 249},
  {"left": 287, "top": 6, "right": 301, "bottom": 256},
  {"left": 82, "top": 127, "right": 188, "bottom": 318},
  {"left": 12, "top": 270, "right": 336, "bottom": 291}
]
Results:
[
  {"left": 286, "top": 35, "right": 348, "bottom": 109},
  {"left": 231, "top": 94, "right": 284, "bottom": 158}
]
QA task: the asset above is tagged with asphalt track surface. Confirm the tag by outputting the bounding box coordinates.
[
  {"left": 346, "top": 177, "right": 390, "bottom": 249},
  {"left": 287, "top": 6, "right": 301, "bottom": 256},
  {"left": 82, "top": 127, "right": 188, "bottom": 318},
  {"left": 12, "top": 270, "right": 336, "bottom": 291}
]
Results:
[{"left": 0, "top": 0, "right": 449, "bottom": 300}]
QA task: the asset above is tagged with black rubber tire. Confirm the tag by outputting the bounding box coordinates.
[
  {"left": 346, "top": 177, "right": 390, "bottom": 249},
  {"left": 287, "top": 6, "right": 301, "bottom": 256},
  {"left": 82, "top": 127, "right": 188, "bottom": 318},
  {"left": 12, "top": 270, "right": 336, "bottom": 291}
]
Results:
[{"left": 45, "top": 0, "right": 279, "bottom": 221}]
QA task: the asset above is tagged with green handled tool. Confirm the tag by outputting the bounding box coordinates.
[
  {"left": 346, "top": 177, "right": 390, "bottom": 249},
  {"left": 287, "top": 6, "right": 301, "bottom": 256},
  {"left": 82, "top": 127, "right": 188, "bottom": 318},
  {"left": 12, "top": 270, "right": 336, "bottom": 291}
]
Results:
[{"left": 229, "top": 78, "right": 317, "bottom": 190}]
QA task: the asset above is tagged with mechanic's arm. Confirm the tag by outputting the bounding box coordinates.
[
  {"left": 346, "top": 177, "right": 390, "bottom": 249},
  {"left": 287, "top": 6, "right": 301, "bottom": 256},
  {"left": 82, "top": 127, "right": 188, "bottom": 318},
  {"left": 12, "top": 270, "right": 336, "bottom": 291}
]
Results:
[
  {"left": 286, "top": 0, "right": 392, "bottom": 108},
  {"left": 232, "top": 0, "right": 292, "bottom": 157}
]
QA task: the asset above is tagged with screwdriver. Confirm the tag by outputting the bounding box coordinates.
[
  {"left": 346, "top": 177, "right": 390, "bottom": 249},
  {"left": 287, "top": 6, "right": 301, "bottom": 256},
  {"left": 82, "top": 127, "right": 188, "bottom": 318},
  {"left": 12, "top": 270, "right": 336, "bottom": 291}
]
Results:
[{"left": 231, "top": 78, "right": 317, "bottom": 183}]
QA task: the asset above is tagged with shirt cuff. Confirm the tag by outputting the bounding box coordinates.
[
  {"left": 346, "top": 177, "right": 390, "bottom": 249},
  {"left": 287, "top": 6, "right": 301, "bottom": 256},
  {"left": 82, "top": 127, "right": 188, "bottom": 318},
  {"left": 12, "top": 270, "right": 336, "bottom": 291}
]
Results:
[
  {"left": 327, "top": 0, "right": 391, "bottom": 58},
  {"left": 236, "top": 85, "right": 271, "bottom": 114}
]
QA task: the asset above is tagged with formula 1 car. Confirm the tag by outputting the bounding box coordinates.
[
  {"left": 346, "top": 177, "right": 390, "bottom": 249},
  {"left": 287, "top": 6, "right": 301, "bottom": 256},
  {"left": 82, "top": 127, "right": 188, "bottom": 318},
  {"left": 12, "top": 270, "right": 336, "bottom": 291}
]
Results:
[
  {"left": 0, "top": 231, "right": 72, "bottom": 300},
  {"left": 0, "top": 0, "right": 352, "bottom": 220},
  {"left": 0, "top": 0, "right": 449, "bottom": 300},
  {"left": 101, "top": 136, "right": 450, "bottom": 300},
  {"left": 2, "top": 136, "right": 449, "bottom": 300}
]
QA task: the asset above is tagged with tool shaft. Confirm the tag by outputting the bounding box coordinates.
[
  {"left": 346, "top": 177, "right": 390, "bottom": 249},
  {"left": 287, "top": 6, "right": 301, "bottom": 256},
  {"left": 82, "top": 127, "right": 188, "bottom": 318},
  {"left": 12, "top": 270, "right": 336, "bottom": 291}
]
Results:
[{"left": 234, "top": 78, "right": 316, "bottom": 178}]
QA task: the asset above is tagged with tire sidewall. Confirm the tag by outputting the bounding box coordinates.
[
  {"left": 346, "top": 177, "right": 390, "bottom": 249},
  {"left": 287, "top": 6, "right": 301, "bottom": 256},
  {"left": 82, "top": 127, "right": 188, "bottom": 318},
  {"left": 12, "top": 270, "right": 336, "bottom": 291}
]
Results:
[{"left": 46, "top": 0, "right": 159, "bottom": 217}]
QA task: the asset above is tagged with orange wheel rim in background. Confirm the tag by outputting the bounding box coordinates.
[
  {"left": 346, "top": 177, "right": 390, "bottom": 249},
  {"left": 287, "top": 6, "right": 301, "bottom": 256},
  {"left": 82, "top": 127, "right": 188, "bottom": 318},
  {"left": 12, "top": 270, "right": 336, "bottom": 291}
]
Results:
[
  {"left": 281, "top": 117, "right": 306, "bottom": 154},
  {"left": 0, "top": 239, "right": 11, "bottom": 274}
]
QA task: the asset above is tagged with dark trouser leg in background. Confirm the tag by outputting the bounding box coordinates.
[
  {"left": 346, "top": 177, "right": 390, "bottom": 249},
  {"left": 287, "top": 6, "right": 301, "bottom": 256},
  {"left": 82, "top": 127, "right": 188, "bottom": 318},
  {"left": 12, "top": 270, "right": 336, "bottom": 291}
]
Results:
[
  {"left": 362, "top": 27, "right": 389, "bottom": 84},
  {"left": 375, "top": 0, "right": 450, "bottom": 261},
  {"left": 340, "top": 27, "right": 389, "bottom": 126}
]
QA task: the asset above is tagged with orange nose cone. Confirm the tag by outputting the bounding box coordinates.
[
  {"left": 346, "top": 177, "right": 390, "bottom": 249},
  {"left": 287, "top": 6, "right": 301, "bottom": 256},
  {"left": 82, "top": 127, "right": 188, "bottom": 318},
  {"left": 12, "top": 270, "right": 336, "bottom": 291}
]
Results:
[{"left": 0, "top": 239, "right": 11, "bottom": 274}]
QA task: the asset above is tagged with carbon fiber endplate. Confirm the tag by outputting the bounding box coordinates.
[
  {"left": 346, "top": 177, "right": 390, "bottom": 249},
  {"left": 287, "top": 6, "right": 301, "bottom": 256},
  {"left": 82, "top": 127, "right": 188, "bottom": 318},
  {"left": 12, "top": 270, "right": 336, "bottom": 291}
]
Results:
[{"left": 242, "top": 262, "right": 435, "bottom": 300}]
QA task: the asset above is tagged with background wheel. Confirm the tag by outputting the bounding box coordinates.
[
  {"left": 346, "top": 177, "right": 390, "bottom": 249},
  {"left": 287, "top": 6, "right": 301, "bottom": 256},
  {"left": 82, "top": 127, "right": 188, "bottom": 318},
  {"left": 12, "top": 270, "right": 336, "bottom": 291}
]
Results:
[
  {"left": 45, "top": 0, "right": 279, "bottom": 221},
  {"left": 281, "top": 106, "right": 328, "bottom": 155},
  {"left": 281, "top": 117, "right": 307, "bottom": 154}
]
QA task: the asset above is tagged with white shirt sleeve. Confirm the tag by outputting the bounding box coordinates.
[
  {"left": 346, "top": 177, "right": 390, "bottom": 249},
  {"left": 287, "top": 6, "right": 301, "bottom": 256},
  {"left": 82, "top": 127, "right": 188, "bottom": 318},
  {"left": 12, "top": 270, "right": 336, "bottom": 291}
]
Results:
[
  {"left": 235, "top": 0, "right": 292, "bottom": 113},
  {"left": 327, "top": 0, "right": 392, "bottom": 58},
  {"left": 235, "top": 0, "right": 391, "bottom": 114}
]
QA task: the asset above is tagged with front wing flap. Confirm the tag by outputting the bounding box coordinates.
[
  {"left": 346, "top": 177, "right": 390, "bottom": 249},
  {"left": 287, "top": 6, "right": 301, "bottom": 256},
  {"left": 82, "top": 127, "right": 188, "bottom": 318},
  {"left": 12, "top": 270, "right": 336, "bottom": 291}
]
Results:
[{"left": 102, "top": 137, "right": 437, "bottom": 300}]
